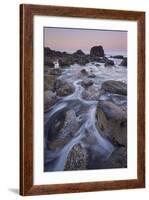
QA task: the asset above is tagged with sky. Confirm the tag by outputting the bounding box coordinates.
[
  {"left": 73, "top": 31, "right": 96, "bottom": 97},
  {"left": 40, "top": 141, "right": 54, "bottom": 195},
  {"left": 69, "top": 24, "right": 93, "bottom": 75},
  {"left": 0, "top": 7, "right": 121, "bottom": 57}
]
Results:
[{"left": 44, "top": 27, "right": 127, "bottom": 55}]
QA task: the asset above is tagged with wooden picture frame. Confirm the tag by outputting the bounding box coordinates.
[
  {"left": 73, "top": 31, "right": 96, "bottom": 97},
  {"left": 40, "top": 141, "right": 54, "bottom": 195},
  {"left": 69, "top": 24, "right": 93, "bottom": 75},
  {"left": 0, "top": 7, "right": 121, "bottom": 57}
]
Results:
[{"left": 20, "top": 4, "right": 145, "bottom": 196}]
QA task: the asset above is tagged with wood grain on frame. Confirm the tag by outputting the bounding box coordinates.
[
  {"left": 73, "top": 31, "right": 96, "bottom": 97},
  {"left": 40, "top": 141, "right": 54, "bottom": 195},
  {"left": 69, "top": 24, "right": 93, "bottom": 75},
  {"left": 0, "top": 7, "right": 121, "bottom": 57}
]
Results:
[{"left": 20, "top": 4, "right": 145, "bottom": 196}]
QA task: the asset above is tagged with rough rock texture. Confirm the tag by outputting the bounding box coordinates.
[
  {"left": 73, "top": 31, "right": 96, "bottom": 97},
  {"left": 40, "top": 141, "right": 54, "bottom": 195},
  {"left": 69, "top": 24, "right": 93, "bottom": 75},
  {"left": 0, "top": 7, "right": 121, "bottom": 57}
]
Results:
[
  {"left": 99, "top": 146, "right": 127, "bottom": 169},
  {"left": 90, "top": 45, "right": 104, "bottom": 57},
  {"left": 81, "top": 79, "right": 94, "bottom": 88},
  {"left": 75, "top": 57, "right": 89, "bottom": 66},
  {"left": 59, "top": 57, "right": 74, "bottom": 67},
  {"left": 104, "top": 59, "right": 115, "bottom": 67},
  {"left": 64, "top": 143, "right": 88, "bottom": 170},
  {"left": 48, "top": 68, "right": 62, "bottom": 76},
  {"left": 82, "top": 85, "right": 100, "bottom": 101},
  {"left": 55, "top": 79, "right": 75, "bottom": 96},
  {"left": 44, "top": 90, "right": 57, "bottom": 112},
  {"left": 48, "top": 110, "right": 79, "bottom": 150},
  {"left": 101, "top": 80, "right": 127, "bottom": 96},
  {"left": 108, "top": 146, "right": 127, "bottom": 168},
  {"left": 80, "top": 69, "right": 88, "bottom": 76},
  {"left": 73, "top": 49, "right": 85, "bottom": 56},
  {"left": 119, "top": 57, "right": 127, "bottom": 67},
  {"left": 96, "top": 100, "right": 127, "bottom": 146},
  {"left": 112, "top": 55, "right": 124, "bottom": 59},
  {"left": 44, "top": 74, "right": 56, "bottom": 91}
]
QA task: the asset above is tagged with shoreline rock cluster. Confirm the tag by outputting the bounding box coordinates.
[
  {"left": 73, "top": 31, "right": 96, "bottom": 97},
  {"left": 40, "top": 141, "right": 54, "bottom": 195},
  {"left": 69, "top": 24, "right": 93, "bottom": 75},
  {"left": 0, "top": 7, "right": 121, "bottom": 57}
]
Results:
[
  {"left": 44, "top": 45, "right": 127, "bottom": 171},
  {"left": 44, "top": 46, "right": 127, "bottom": 68}
]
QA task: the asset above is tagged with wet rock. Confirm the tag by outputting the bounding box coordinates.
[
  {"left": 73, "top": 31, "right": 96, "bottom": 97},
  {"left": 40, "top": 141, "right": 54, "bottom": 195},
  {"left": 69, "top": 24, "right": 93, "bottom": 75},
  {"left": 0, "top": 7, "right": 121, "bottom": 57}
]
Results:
[
  {"left": 44, "top": 60, "right": 54, "bottom": 67},
  {"left": 101, "top": 80, "right": 127, "bottom": 96},
  {"left": 95, "top": 63, "right": 100, "bottom": 67},
  {"left": 60, "top": 110, "right": 80, "bottom": 137},
  {"left": 48, "top": 68, "right": 62, "bottom": 76},
  {"left": 59, "top": 57, "right": 74, "bottom": 67},
  {"left": 96, "top": 100, "right": 127, "bottom": 146},
  {"left": 48, "top": 110, "right": 79, "bottom": 150},
  {"left": 100, "top": 146, "right": 127, "bottom": 169},
  {"left": 88, "top": 73, "right": 96, "bottom": 78},
  {"left": 73, "top": 49, "right": 85, "bottom": 56},
  {"left": 64, "top": 143, "right": 88, "bottom": 170},
  {"left": 44, "top": 74, "right": 56, "bottom": 91},
  {"left": 55, "top": 79, "right": 75, "bottom": 96},
  {"left": 119, "top": 57, "right": 127, "bottom": 67},
  {"left": 81, "top": 79, "right": 94, "bottom": 88},
  {"left": 112, "top": 55, "right": 124, "bottom": 59},
  {"left": 108, "top": 146, "right": 127, "bottom": 168},
  {"left": 80, "top": 69, "right": 88, "bottom": 76},
  {"left": 44, "top": 90, "right": 57, "bottom": 112},
  {"left": 104, "top": 59, "right": 115, "bottom": 67},
  {"left": 44, "top": 47, "right": 63, "bottom": 58},
  {"left": 76, "top": 57, "right": 89, "bottom": 66},
  {"left": 82, "top": 85, "right": 100, "bottom": 100},
  {"left": 90, "top": 45, "right": 104, "bottom": 57}
]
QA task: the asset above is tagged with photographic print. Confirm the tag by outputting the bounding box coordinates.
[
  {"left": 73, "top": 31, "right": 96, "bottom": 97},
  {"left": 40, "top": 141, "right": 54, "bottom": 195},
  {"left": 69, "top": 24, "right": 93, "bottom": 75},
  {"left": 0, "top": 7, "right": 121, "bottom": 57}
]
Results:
[
  {"left": 44, "top": 28, "right": 127, "bottom": 172},
  {"left": 20, "top": 4, "right": 145, "bottom": 195}
]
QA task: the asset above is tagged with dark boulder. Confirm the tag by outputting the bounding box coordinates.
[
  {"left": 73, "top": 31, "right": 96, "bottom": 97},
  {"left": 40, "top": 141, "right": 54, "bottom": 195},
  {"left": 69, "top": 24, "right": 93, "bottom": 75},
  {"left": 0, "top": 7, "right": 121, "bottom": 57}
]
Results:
[
  {"left": 55, "top": 79, "right": 75, "bottom": 96},
  {"left": 101, "top": 80, "right": 127, "bottom": 96},
  {"left": 90, "top": 45, "right": 104, "bottom": 57},
  {"left": 112, "top": 55, "right": 124, "bottom": 59},
  {"left": 81, "top": 79, "right": 94, "bottom": 88},
  {"left": 44, "top": 74, "right": 56, "bottom": 91},
  {"left": 64, "top": 143, "right": 88, "bottom": 170},
  {"left": 44, "top": 47, "right": 63, "bottom": 57},
  {"left": 98, "top": 146, "right": 127, "bottom": 169},
  {"left": 96, "top": 100, "right": 127, "bottom": 146},
  {"left": 82, "top": 85, "right": 100, "bottom": 101},
  {"left": 73, "top": 49, "right": 85, "bottom": 56},
  {"left": 119, "top": 57, "right": 127, "bottom": 67},
  {"left": 104, "top": 59, "right": 115, "bottom": 67},
  {"left": 80, "top": 69, "right": 88, "bottom": 76},
  {"left": 59, "top": 57, "right": 74, "bottom": 67},
  {"left": 48, "top": 110, "right": 79, "bottom": 150},
  {"left": 48, "top": 68, "right": 62, "bottom": 76},
  {"left": 44, "top": 91, "right": 57, "bottom": 112}
]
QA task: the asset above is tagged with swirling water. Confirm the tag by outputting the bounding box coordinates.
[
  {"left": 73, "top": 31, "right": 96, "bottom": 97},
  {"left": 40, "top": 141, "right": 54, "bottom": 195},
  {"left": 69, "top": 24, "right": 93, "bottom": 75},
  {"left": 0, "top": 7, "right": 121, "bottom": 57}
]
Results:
[{"left": 44, "top": 58, "right": 127, "bottom": 171}]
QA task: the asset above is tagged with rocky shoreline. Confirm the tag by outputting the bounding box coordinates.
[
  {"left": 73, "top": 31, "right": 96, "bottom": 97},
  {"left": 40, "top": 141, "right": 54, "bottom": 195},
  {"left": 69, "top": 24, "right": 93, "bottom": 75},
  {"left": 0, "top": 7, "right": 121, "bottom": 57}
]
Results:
[{"left": 44, "top": 45, "right": 127, "bottom": 171}]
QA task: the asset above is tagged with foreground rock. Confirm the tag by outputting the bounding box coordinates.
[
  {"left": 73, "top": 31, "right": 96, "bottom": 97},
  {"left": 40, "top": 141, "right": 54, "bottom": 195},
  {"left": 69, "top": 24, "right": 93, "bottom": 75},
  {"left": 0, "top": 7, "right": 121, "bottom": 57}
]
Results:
[
  {"left": 44, "top": 74, "right": 56, "bottom": 91},
  {"left": 104, "top": 59, "right": 115, "bottom": 67},
  {"left": 101, "top": 80, "right": 127, "bottom": 96},
  {"left": 98, "top": 146, "right": 127, "bottom": 169},
  {"left": 82, "top": 85, "right": 100, "bottom": 100},
  {"left": 119, "top": 57, "right": 127, "bottom": 67},
  {"left": 55, "top": 79, "right": 75, "bottom": 96},
  {"left": 64, "top": 143, "right": 88, "bottom": 170},
  {"left": 96, "top": 100, "right": 127, "bottom": 146},
  {"left": 48, "top": 110, "right": 79, "bottom": 150},
  {"left": 44, "top": 91, "right": 57, "bottom": 112},
  {"left": 81, "top": 79, "right": 94, "bottom": 88},
  {"left": 80, "top": 69, "right": 88, "bottom": 76},
  {"left": 48, "top": 68, "right": 62, "bottom": 76},
  {"left": 90, "top": 45, "right": 104, "bottom": 57}
]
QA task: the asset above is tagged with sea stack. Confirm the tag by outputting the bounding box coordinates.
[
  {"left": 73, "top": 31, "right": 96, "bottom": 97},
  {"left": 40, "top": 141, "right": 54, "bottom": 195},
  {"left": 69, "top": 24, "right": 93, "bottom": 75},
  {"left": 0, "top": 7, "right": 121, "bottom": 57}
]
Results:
[{"left": 90, "top": 45, "right": 104, "bottom": 57}]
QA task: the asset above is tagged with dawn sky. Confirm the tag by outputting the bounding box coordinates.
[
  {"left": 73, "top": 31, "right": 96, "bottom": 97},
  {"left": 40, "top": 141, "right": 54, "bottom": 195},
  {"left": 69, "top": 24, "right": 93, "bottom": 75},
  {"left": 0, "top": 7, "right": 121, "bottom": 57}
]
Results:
[{"left": 44, "top": 27, "right": 127, "bottom": 55}]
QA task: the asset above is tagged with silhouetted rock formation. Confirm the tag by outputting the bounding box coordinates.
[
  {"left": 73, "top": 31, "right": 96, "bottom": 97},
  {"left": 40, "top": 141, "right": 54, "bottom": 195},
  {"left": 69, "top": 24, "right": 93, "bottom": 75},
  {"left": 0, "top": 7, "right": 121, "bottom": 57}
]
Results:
[{"left": 90, "top": 45, "right": 104, "bottom": 57}]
